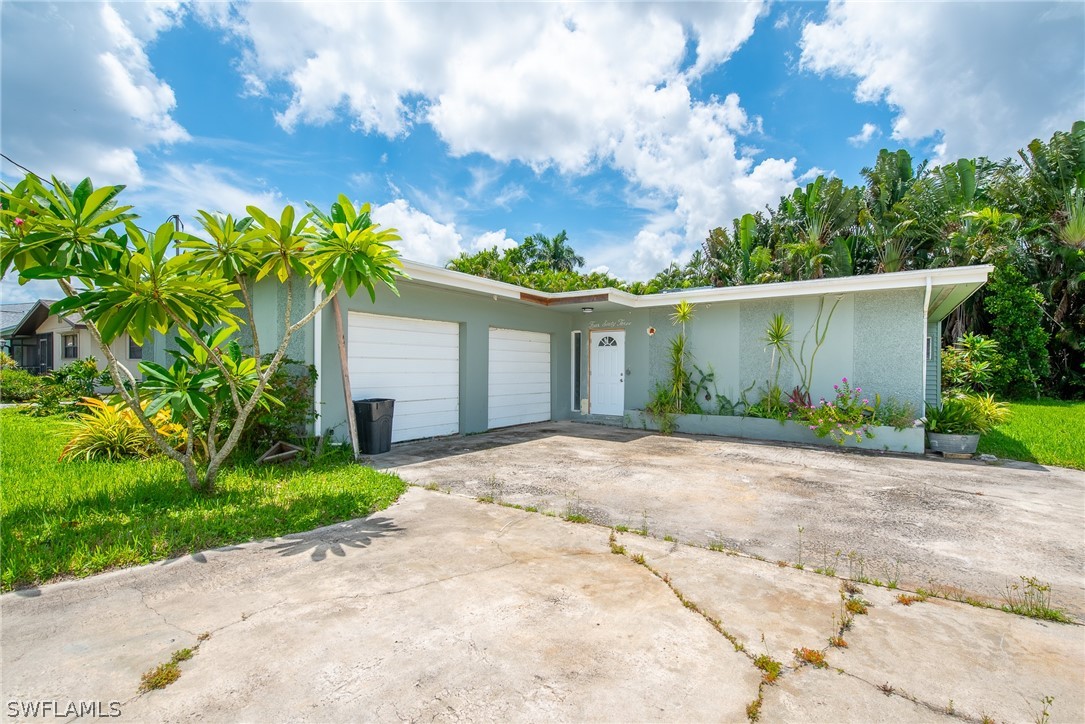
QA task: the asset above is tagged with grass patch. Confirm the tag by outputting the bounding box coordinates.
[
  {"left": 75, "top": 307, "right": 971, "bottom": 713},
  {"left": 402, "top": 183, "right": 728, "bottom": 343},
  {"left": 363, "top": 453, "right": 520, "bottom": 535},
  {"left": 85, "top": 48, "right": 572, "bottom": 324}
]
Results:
[
  {"left": 977, "top": 399, "right": 1085, "bottom": 470},
  {"left": 1, "top": 411, "right": 407, "bottom": 591}
]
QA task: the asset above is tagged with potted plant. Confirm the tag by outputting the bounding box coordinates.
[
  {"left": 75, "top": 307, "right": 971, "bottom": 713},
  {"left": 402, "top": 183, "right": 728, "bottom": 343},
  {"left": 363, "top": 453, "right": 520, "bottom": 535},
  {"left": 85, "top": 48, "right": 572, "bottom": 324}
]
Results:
[{"left": 924, "top": 393, "right": 1009, "bottom": 455}]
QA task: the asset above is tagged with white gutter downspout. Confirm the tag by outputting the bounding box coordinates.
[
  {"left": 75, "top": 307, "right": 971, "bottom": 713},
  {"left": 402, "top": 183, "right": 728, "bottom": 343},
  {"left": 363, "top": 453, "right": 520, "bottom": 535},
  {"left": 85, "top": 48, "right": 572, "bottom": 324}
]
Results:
[
  {"left": 313, "top": 287, "right": 323, "bottom": 437},
  {"left": 921, "top": 275, "right": 932, "bottom": 406}
]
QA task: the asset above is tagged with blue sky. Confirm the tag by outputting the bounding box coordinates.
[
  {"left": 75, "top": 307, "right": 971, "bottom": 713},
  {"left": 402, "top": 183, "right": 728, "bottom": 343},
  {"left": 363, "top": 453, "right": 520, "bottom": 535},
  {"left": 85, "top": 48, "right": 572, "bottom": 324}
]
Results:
[{"left": 2, "top": 1, "right": 1082, "bottom": 303}]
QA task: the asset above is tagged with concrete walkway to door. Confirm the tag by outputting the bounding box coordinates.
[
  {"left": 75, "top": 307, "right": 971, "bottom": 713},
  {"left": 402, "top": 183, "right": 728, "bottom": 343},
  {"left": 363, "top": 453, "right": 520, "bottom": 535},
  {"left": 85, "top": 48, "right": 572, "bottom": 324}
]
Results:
[{"left": 373, "top": 421, "right": 1085, "bottom": 619}]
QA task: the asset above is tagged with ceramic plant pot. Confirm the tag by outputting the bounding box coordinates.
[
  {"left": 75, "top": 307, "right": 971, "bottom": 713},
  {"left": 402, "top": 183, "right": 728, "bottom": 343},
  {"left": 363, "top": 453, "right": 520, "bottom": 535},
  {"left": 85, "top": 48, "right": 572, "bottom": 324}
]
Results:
[{"left": 927, "top": 432, "right": 980, "bottom": 455}]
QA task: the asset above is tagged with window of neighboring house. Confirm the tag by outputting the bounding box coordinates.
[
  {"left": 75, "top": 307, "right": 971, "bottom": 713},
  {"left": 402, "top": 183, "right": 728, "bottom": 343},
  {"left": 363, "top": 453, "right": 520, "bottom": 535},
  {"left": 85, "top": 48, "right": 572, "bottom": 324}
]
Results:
[
  {"left": 128, "top": 335, "right": 143, "bottom": 360},
  {"left": 926, "top": 336, "right": 933, "bottom": 361},
  {"left": 62, "top": 333, "right": 78, "bottom": 359}
]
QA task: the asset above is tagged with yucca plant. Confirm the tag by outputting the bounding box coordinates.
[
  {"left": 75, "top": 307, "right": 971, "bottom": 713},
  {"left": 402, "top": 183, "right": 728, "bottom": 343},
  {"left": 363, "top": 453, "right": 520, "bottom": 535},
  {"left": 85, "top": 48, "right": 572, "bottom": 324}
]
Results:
[{"left": 60, "top": 398, "right": 187, "bottom": 462}]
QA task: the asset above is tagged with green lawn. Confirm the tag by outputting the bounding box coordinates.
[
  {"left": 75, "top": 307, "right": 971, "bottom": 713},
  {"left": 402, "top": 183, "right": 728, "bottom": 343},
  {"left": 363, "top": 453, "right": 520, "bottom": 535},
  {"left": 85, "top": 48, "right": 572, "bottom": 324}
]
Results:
[
  {"left": 1, "top": 411, "right": 407, "bottom": 591},
  {"left": 978, "top": 399, "right": 1085, "bottom": 470}
]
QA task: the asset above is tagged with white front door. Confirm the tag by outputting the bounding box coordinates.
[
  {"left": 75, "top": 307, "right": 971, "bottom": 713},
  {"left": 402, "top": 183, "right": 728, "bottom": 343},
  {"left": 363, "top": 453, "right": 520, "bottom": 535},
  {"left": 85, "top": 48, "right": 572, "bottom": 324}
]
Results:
[{"left": 589, "top": 330, "right": 625, "bottom": 416}]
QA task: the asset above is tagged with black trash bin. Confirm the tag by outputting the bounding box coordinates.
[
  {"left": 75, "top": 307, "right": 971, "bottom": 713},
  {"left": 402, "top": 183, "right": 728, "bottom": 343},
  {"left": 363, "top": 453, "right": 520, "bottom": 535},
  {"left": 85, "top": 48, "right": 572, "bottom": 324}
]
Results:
[{"left": 354, "top": 398, "right": 395, "bottom": 454}]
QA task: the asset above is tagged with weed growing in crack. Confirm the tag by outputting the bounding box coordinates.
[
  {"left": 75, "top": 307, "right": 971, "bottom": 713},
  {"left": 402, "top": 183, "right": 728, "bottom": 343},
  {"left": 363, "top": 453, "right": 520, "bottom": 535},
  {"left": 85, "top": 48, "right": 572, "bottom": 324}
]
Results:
[
  {"left": 1002, "top": 577, "right": 1072, "bottom": 623},
  {"left": 885, "top": 559, "right": 901, "bottom": 590},
  {"left": 776, "top": 560, "right": 788, "bottom": 568},
  {"left": 878, "top": 682, "right": 895, "bottom": 696},
  {"left": 897, "top": 593, "right": 926, "bottom": 606},
  {"left": 423, "top": 482, "right": 441, "bottom": 492},
  {"left": 614, "top": 524, "right": 630, "bottom": 533},
  {"left": 139, "top": 644, "right": 203, "bottom": 693},
  {"left": 846, "top": 550, "right": 865, "bottom": 582},
  {"left": 745, "top": 697, "right": 762, "bottom": 722},
  {"left": 844, "top": 597, "right": 869, "bottom": 615},
  {"left": 631, "top": 552, "right": 646, "bottom": 565},
  {"left": 796, "top": 525, "right": 805, "bottom": 569},
  {"left": 841, "top": 580, "right": 861, "bottom": 595},
  {"left": 828, "top": 635, "right": 848, "bottom": 648},
  {"left": 793, "top": 647, "right": 828, "bottom": 669},
  {"left": 637, "top": 509, "right": 649, "bottom": 537},
  {"left": 1033, "top": 694, "right": 1055, "bottom": 724},
  {"left": 608, "top": 531, "right": 626, "bottom": 556},
  {"left": 752, "top": 654, "right": 782, "bottom": 684},
  {"left": 139, "top": 661, "right": 180, "bottom": 692},
  {"left": 663, "top": 535, "right": 677, "bottom": 543}
]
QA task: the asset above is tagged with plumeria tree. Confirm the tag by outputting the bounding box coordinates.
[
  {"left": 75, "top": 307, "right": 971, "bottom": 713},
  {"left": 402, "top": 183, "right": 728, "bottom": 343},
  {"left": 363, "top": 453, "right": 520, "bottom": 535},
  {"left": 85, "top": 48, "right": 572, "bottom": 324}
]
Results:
[{"left": 0, "top": 174, "right": 404, "bottom": 491}]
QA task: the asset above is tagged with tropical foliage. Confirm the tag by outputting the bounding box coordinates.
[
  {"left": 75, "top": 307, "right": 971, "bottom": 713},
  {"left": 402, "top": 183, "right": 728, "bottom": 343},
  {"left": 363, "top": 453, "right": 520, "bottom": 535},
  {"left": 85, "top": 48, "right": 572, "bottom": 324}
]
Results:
[
  {"left": 0, "top": 176, "right": 404, "bottom": 490},
  {"left": 449, "top": 122, "right": 1085, "bottom": 398}
]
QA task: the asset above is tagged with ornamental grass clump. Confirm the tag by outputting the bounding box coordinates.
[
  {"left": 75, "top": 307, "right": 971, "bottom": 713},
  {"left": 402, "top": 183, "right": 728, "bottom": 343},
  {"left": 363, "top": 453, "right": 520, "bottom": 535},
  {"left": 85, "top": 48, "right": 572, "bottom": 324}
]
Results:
[{"left": 60, "top": 398, "right": 188, "bottom": 462}]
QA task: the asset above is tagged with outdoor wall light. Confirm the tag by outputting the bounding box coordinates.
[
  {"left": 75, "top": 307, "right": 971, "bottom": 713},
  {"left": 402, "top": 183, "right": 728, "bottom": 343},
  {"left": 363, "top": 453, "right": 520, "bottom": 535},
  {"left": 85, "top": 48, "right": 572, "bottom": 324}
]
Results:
[
  {"left": 647, "top": 327, "right": 656, "bottom": 336},
  {"left": 581, "top": 307, "right": 594, "bottom": 313}
]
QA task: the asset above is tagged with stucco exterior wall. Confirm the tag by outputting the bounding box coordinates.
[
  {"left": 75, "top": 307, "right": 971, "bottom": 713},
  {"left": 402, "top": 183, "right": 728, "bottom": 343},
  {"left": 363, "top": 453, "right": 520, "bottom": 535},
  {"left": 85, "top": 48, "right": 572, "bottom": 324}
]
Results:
[
  {"left": 641, "top": 289, "right": 925, "bottom": 417},
  {"left": 318, "top": 279, "right": 576, "bottom": 441},
  {"left": 851, "top": 288, "right": 925, "bottom": 414}
]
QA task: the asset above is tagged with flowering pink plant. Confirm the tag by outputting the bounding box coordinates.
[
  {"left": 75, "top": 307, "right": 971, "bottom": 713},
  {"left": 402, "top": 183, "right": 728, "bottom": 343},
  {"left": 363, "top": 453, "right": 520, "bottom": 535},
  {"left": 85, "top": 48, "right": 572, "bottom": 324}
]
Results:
[{"left": 795, "top": 377, "right": 873, "bottom": 444}]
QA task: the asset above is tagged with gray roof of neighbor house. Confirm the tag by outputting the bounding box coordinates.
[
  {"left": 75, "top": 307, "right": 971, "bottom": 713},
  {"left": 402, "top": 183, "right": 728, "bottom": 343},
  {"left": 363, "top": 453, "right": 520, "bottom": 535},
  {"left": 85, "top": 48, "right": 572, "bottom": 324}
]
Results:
[{"left": 0, "top": 299, "right": 75, "bottom": 337}]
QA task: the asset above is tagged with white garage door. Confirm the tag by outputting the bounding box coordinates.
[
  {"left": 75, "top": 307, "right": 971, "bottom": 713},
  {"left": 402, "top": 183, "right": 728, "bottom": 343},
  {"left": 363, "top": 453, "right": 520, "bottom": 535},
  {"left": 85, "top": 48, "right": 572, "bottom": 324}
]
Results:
[
  {"left": 348, "top": 312, "right": 459, "bottom": 443},
  {"left": 488, "top": 328, "right": 551, "bottom": 429}
]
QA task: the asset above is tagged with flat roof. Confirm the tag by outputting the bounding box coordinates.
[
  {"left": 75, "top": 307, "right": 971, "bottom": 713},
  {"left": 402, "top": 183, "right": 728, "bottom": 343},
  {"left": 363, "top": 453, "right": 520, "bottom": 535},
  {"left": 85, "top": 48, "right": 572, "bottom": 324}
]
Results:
[{"left": 400, "top": 261, "right": 993, "bottom": 322}]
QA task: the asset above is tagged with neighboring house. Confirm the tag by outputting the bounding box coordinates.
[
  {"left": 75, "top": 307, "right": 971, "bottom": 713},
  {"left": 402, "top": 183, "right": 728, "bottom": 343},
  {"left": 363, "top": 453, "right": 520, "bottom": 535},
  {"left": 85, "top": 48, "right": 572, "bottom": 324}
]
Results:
[
  {"left": 0, "top": 299, "right": 143, "bottom": 376},
  {"left": 173, "top": 261, "right": 989, "bottom": 448}
]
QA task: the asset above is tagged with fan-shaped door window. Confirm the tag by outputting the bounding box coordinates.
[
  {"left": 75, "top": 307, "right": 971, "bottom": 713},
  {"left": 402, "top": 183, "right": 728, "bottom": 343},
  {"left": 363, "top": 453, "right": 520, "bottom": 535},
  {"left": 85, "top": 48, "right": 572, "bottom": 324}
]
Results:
[{"left": 598, "top": 336, "right": 618, "bottom": 347}]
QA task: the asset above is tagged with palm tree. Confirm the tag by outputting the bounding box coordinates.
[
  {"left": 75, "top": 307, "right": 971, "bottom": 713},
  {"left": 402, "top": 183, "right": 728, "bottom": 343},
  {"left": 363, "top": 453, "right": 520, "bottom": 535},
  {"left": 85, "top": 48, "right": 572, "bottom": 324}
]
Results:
[{"left": 525, "top": 230, "right": 585, "bottom": 272}]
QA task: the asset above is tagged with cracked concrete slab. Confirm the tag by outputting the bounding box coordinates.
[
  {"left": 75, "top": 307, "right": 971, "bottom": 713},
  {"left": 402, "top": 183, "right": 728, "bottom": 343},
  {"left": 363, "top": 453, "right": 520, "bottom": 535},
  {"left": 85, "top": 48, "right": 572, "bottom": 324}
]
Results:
[
  {"left": 616, "top": 534, "right": 845, "bottom": 657},
  {"left": 615, "top": 534, "right": 1085, "bottom": 723},
  {"left": 2, "top": 490, "right": 760, "bottom": 722},
  {"left": 3, "top": 488, "right": 1082, "bottom": 723},
  {"left": 375, "top": 421, "right": 1085, "bottom": 617}
]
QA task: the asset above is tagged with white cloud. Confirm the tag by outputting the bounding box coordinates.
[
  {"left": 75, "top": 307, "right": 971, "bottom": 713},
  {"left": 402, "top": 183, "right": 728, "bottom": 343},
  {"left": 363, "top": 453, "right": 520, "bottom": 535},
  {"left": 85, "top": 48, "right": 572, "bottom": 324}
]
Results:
[
  {"left": 0, "top": 277, "right": 62, "bottom": 305},
  {"left": 0, "top": 2, "right": 187, "bottom": 186},
  {"left": 371, "top": 199, "right": 463, "bottom": 265},
  {"left": 797, "top": 166, "right": 829, "bottom": 184},
  {"left": 223, "top": 2, "right": 796, "bottom": 279},
  {"left": 472, "top": 229, "right": 519, "bottom": 252},
  {"left": 801, "top": 1, "right": 1085, "bottom": 160},
  {"left": 847, "top": 123, "right": 879, "bottom": 147},
  {"left": 131, "top": 163, "right": 283, "bottom": 220}
]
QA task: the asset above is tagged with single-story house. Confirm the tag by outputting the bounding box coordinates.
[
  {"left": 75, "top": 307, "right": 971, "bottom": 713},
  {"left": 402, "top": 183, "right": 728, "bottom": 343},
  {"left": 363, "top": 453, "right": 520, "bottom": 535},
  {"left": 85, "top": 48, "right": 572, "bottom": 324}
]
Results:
[
  {"left": 183, "top": 261, "right": 990, "bottom": 452},
  {"left": 0, "top": 299, "right": 143, "bottom": 375}
]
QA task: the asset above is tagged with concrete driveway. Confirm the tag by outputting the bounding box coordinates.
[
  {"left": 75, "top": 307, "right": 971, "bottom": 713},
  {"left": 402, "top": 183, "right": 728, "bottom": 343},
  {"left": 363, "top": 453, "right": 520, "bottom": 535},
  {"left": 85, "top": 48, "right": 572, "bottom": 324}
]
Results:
[
  {"left": 3, "top": 489, "right": 1082, "bottom": 723},
  {"left": 375, "top": 421, "right": 1085, "bottom": 619}
]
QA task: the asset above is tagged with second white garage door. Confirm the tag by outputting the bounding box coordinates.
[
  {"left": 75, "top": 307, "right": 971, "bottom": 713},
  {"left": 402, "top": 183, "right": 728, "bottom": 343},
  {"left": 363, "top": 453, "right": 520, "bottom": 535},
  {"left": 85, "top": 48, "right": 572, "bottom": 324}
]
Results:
[
  {"left": 488, "top": 328, "right": 551, "bottom": 429},
  {"left": 348, "top": 312, "right": 459, "bottom": 443}
]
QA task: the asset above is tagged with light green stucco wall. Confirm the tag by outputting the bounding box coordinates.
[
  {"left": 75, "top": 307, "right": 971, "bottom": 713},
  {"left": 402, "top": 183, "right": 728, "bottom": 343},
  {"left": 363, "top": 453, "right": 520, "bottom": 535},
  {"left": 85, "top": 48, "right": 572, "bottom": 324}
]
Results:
[
  {"left": 640, "top": 289, "right": 926, "bottom": 417},
  {"left": 317, "top": 279, "right": 576, "bottom": 441},
  {"left": 150, "top": 279, "right": 929, "bottom": 443}
]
